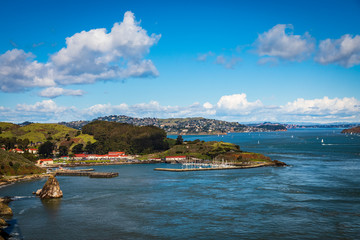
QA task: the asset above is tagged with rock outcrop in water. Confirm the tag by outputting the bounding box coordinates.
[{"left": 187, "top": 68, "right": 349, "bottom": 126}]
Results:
[
  {"left": 36, "top": 175, "right": 63, "bottom": 199},
  {"left": 0, "top": 197, "right": 13, "bottom": 239},
  {"left": 0, "top": 203, "right": 12, "bottom": 217}
]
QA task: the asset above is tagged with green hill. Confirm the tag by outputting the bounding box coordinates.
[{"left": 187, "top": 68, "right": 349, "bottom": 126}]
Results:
[
  {"left": 82, "top": 120, "right": 169, "bottom": 154},
  {"left": 153, "top": 140, "right": 241, "bottom": 159},
  {"left": 141, "top": 140, "right": 285, "bottom": 166},
  {"left": 0, "top": 122, "right": 19, "bottom": 133},
  {"left": 0, "top": 150, "right": 45, "bottom": 176},
  {"left": 0, "top": 123, "right": 96, "bottom": 149}
]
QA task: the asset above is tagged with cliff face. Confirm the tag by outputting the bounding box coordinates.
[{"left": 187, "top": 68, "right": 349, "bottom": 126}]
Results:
[
  {"left": 341, "top": 126, "right": 360, "bottom": 134},
  {"left": 37, "top": 175, "right": 63, "bottom": 199}
]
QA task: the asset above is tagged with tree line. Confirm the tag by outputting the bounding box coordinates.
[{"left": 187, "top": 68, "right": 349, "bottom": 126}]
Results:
[{"left": 81, "top": 121, "right": 170, "bottom": 154}]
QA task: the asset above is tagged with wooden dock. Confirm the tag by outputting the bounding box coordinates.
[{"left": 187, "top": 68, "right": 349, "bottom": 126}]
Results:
[{"left": 55, "top": 170, "right": 118, "bottom": 178}]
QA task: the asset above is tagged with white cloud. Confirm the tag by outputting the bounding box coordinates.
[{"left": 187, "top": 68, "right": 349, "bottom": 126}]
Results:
[
  {"left": 39, "top": 87, "right": 85, "bottom": 98},
  {"left": 203, "top": 102, "right": 213, "bottom": 109},
  {"left": 255, "top": 24, "right": 314, "bottom": 61},
  {"left": 282, "top": 96, "right": 360, "bottom": 116},
  {"left": 216, "top": 93, "right": 263, "bottom": 115},
  {"left": 0, "top": 49, "right": 55, "bottom": 92},
  {"left": 51, "top": 11, "right": 160, "bottom": 85},
  {"left": 315, "top": 34, "right": 360, "bottom": 67},
  {"left": 0, "top": 11, "right": 160, "bottom": 93},
  {"left": 1, "top": 95, "right": 359, "bottom": 124},
  {"left": 16, "top": 100, "right": 67, "bottom": 113}
]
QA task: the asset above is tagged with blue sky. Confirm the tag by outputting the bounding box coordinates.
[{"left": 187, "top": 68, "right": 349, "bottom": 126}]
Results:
[{"left": 0, "top": 0, "right": 360, "bottom": 123}]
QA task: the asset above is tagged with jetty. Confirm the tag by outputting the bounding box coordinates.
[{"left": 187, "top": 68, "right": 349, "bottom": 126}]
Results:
[
  {"left": 154, "top": 162, "right": 275, "bottom": 172},
  {"left": 55, "top": 170, "right": 118, "bottom": 178}
]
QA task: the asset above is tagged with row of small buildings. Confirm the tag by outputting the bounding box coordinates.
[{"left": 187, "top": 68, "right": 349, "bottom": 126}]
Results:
[
  {"left": 1, "top": 148, "right": 38, "bottom": 154},
  {"left": 37, "top": 152, "right": 133, "bottom": 166}
]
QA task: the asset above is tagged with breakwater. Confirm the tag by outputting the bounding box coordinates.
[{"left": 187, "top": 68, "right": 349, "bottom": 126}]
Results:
[
  {"left": 55, "top": 171, "right": 118, "bottom": 178},
  {"left": 154, "top": 162, "right": 274, "bottom": 172}
]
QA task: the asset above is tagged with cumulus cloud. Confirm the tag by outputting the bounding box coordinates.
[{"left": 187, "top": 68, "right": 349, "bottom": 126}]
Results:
[
  {"left": 315, "top": 34, "right": 360, "bottom": 68},
  {"left": 51, "top": 11, "right": 160, "bottom": 85},
  {"left": 216, "top": 94, "right": 263, "bottom": 115},
  {"left": 255, "top": 24, "right": 314, "bottom": 61},
  {"left": 0, "top": 49, "right": 55, "bottom": 92},
  {"left": 282, "top": 96, "right": 360, "bottom": 116},
  {"left": 0, "top": 11, "right": 160, "bottom": 94},
  {"left": 39, "top": 87, "right": 84, "bottom": 98},
  {"left": 16, "top": 99, "right": 68, "bottom": 113},
  {"left": 1, "top": 95, "right": 359, "bottom": 124}
]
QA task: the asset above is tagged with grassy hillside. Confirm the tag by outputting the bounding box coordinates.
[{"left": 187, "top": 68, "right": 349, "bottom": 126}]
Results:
[
  {"left": 0, "top": 123, "right": 95, "bottom": 149},
  {"left": 142, "top": 140, "right": 240, "bottom": 160},
  {"left": 0, "top": 122, "right": 19, "bottom": 132},
  {"left": 0, "top": 150, "right": 45, "bottom": 176},
  {"left": 142, "top": 140, "right": 275, "bottom": 164}
]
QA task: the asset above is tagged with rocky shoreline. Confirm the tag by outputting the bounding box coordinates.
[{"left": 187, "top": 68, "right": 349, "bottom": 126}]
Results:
[
  {"left": 0, "top": 197, "right": 12, "bottom": 240},
  {"left": 0, "top": 173, "right": 52, "bottom": 188}
]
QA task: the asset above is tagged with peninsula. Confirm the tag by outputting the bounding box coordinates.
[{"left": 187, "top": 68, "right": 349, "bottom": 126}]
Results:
[
  {"left": 0, "top": 120, "right": 286, "bottom": 187},
  {"left": 341, "top": 126, "right": 360, "bottom": 134}
]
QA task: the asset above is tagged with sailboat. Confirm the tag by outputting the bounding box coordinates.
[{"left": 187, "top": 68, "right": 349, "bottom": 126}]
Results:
[{"left": 321, "top": 139, "right": 324, "bottom": 144}]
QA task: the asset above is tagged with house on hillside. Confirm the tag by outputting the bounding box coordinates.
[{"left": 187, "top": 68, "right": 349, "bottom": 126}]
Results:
[
  {"left": 11, "top": 148, "right": 24, "bottom": 154},
  {"left": 26, "top": 148, "right": 38, "bottom": 154},
  {"left": 37, "top": 159, "right": 54, "bottom": 166}
]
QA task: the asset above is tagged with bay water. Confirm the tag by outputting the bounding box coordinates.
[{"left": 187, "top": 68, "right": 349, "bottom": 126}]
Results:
[{"left": 1, "top": 129, "right": 360, "bottom": 239}]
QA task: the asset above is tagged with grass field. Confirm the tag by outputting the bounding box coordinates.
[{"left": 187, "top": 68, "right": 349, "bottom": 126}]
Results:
[{"left": 0, "top": 122, "right": 96, "bottom": 149}]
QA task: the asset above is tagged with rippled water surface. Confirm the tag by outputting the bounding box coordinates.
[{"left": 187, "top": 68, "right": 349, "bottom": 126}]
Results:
[{"left": 1, "top": 129, "right": 360, "bottom": 239}]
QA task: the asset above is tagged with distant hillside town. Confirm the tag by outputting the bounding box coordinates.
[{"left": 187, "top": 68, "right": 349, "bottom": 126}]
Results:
[{"left": 59, "top": 115, "right": 287, "bottom": 134}]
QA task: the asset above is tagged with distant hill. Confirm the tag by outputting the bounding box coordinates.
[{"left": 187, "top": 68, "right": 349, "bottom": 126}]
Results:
[
  {"left": 0, "top": 123, "right": 95, "bottom": 149},
  {"left": 60, "top": 115, "right": 287, "bottom": 134},
  {"left": 0, "top": 149, "right": 45, "bottom": 176},
  {"left": 341, "top": 126, "right": 360, "bottom": 134}
]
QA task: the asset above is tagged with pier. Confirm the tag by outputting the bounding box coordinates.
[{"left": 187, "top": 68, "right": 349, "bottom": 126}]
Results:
[{"left": 55, "top": 170, "right": 118, "bottom": 178}]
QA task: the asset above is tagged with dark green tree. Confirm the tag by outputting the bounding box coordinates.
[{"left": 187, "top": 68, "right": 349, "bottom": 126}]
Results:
[
  {"left": 58, "top": 146, "right": 68, "bottom": 156},
  {"left": 38, "top": 141, "right": 54, "bottom": 158},
  {"left": 72, "top": 143, "right": 84, "bottom": 154},
  {"left": 85, "top": 141, "right": 96, "bottom": 154},
  {"left": 176, "top": 135, "right": 184, "bottom": 145}
]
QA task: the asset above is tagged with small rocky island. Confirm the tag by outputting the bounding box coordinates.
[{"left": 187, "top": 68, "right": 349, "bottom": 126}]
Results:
[{"left": 35, "top": 175, "right": 63, "bottom": 199}]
